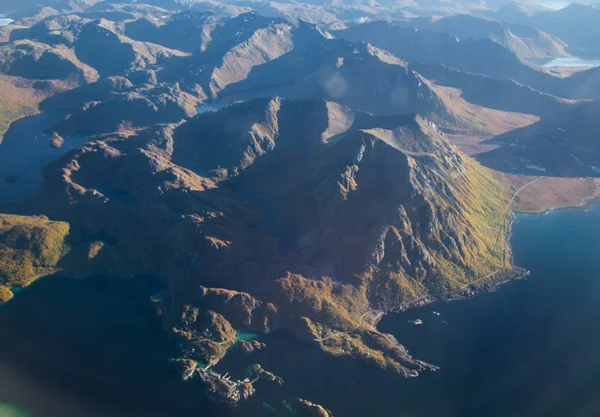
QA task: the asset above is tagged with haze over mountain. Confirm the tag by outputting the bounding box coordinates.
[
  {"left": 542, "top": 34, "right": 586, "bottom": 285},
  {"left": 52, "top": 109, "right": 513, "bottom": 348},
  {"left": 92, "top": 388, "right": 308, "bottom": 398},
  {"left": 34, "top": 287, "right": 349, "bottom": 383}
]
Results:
[
  {"left": 0, "top": 0, "right": 599, "bottom": 413},
  {"left": 491, "top": 2, "right": 600, "bottom": 57},
  {"left": 405, "top": 14, "right": 568, "bottom": 62}
]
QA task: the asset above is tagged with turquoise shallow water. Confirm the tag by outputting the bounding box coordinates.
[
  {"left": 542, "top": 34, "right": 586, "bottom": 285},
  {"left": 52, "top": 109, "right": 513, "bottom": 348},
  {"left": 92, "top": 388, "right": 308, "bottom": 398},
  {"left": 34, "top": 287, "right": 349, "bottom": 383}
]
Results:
[{"left": 1, "top": 205, "right": 600, "bottom": 416}]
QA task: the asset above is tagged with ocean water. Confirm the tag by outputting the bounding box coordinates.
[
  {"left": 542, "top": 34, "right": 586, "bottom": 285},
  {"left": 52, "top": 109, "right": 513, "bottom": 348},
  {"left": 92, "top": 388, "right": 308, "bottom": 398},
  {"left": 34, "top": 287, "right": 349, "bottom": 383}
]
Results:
[
  {"left": 543, "top": 56, "right": 600, "bottom": 68},
  {"left": 1, "top": 205, "right": 600, "bottom": 416}
]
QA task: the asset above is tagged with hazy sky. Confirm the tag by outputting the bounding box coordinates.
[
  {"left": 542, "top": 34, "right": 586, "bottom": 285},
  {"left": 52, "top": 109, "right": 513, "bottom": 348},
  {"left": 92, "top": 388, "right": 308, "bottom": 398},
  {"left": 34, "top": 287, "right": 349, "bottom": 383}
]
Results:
[{"left": 532, "top": 1, "right": 590, "bottom": 9}]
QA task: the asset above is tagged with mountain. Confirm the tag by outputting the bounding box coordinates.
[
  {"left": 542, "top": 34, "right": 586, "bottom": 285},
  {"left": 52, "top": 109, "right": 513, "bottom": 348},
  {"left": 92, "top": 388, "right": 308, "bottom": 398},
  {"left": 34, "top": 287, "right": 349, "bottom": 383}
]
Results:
[
  {"left": 478, "top": 100, "right": 600, "bottom": 177},
  {"left": 0, "top": 3, "right": 564, "bottom": 408},
  {"left": 124, "top": 10, "right": 291, "bottom": 55},
  {"left": 125, "top": 16, "right": 454, "bottom": 124},
  {"left": 530, "top": 3, "right": 600, "bottom": 45},
  {"left": 406, "top": 14, "right": 568, "bottom": 62},
  {"left": 151, "top": 11, "right": 297, "bottom": 98},
  {"left": 0, "top": 0, "right": 101, "bottom": 15},
  {"left": 50, "top": 85, "right": 198, "bottom": 136},
  {"left": 496, "top": 3, "right": 600, "bottom": 58},
  {"left": 10, "top": 15, "right": 189, "bottom": 77},
  {"left": 335, "top": 21, "right": 555, "bottom": 87},
  {"left": 409, "top": 62, "right": 573, "bottom": 117},
  {"left": 0, "top": 39, "right": 98, "bottom": 82},
  {"left": 491, "top": 1, "right": 552, "bottom": 23},
  {"left": 28, "top": 97, "right": 515, "bottom": 395},
  {"left": 213, "top": 30, "right": 451, "bottom": 123},
  {"left": 556, "top": 66, "right": 600, "bottom": 99},
  {"left": 532, "top": 65, "right": 600, "bottom": 100}
]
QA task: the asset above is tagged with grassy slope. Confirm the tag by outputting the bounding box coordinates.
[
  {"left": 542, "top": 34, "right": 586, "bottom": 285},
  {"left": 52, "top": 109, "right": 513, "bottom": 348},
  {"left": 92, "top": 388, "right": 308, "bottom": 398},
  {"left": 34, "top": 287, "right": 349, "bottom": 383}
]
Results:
[
  {"left": 0, "top": 214, "right": 70, "bottom": 294},
  {"left": 0, "top": 75, "right": 44, "bottom": 143}
]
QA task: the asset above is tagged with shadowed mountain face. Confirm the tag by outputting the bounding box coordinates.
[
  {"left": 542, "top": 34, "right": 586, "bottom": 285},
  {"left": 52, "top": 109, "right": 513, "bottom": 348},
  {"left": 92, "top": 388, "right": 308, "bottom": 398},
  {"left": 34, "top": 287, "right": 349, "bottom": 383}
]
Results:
[
  {"left": 1, "top": 1, "right": 598, "bottom": 411},
  {"left": 478, "top": 100, "right": 600, "bottom": 177},
  {"left": 491, "top": 1, "right": 552, "bottom": 22},
  {"left": 0, "top": 39, "right": 98, "bottom": 82},
  {"left": 406, "top": 14, "right": 568, "bottom": 62},
  {"left": 12, "top": 12, "right": 456, "bottom": 128},
  {"left": 214, "top": 30, "right": 450, "bottom": 122},
  {"left": 9, "top": 15, "right": 188, "bottom": 77},
  {"left": 539, "top": 65, "right": 600, "bottom": 100},
  {"left": 409, "top": 62, "right": 572, "bottom": 117},
  {"left": 334, "top": 21, "right": 555, "bottom": 88},
  {"left": 27, "top": 97, "right": 512, "bottom": 385},
  {"left": 493, "top": 3, "right": 600, "bottom": 58}
]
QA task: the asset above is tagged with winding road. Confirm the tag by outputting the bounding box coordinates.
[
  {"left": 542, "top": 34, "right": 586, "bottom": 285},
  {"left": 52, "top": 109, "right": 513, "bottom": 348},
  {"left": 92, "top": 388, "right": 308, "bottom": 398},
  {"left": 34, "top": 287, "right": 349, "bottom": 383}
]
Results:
[
  {"left": 314, "top": 268, "right": 501, "bottom": 342},
  {"left": 314, "top": 176, "right": 545, "bottom": 343}
]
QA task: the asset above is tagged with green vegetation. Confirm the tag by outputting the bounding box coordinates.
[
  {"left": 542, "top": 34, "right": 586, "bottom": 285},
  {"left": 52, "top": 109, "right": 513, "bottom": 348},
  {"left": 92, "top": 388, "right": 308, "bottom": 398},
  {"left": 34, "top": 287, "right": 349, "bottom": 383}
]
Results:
[
  {"left": 0, "top": 214, "right": 70, "bottom": 288},
  {"left": 0, "top": 285, "right": 13, "bottom": 303},
  {"left": 0, "top": 76, "right": 41, "bottom": 143}
]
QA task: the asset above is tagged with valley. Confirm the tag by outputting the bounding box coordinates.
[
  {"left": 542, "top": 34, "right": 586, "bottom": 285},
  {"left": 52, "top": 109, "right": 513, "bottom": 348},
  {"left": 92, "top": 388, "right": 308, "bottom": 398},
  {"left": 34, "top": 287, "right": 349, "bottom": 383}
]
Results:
[{"left": 0, "top": 0, "right": 599, "bottom": 415}]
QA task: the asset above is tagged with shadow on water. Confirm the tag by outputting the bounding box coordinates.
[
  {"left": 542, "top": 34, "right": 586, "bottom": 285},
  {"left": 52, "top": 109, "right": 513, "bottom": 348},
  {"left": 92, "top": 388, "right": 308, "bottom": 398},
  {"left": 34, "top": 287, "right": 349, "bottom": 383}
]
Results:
[
  {"left": 219, "top": 204, "right": 600, "bottom": 417},
  {"left": 0, "top": 112, "right": 87, "bottom": 206},
  {"left": 377, "top": 204, "right": 600, "bottom": 417},
  {"left": 0, "top": 275, "right": 229, "bottom": 417}
]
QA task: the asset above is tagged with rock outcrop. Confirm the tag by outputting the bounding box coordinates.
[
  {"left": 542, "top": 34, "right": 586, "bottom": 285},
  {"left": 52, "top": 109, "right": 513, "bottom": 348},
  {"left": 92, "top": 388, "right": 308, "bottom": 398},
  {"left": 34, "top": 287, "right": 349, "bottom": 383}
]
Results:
[
  {"left": 32, "top": 97, "right": 513, "bottom": 381},
  {"left": 0, "top": 40, "right": 98, "bottom": 82}
]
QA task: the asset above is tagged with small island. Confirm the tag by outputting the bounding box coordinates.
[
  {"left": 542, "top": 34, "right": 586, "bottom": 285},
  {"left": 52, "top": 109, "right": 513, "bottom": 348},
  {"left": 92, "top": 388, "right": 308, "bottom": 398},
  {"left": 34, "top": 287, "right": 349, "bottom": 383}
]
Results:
[{"left": 49, "top": 132, "right": 64, "bottom": 148}]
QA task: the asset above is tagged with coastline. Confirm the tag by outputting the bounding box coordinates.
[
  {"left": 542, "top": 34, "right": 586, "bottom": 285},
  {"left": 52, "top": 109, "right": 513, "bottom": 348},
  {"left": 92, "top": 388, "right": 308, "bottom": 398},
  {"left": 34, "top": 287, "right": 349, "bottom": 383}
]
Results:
[
  {"left": 518, "top": 195, "right": 600, "bottom": 217},
  {"left": 371, "top": 193, "right": 531, "bottom": 331}
]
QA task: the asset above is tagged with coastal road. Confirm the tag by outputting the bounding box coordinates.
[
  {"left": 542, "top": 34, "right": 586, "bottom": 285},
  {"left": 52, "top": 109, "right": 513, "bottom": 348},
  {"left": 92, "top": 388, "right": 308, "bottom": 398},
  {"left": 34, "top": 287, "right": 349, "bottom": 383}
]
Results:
[
  {"left": 314, "top": 268, "right": 502, "bottom": 342},
  {"left": 315, "top": 177, "right": 545, "bottom": 343},
  {"left": 493, "top": 176, "right": 545, "bottom": 256}
]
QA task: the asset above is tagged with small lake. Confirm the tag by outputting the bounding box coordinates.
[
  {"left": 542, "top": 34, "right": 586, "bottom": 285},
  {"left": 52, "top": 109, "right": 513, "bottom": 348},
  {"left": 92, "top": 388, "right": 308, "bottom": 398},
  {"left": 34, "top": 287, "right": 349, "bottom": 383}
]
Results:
[
  {"left": 542, "top": 56, "right": 600, "bottom": 68},
  {"left": 196, "top": 102, "right": 225, "bottom": 114},
  {"left": 0, "top": 113, "right": 86, "bottom": 206},
  {"left": 1, "top": 205, "right": 600, "bottom": 416}
]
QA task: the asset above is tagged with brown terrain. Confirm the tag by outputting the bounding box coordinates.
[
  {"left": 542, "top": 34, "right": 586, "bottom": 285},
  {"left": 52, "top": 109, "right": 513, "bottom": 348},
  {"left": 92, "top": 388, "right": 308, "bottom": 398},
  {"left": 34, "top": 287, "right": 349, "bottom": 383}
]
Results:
[{"left": 0, "top": 1, "right": 599, "bottom": 409}]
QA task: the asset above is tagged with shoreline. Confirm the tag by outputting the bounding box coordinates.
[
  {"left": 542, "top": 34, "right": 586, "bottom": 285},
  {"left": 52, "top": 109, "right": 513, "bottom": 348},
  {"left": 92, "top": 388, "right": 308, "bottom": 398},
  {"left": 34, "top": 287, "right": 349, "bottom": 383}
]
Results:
[
  {"left": 374, "top": 191, "right": 531, "bottom": 325},
  {"left": 518, "top": 195, "right": 600, "bottom": 217}
]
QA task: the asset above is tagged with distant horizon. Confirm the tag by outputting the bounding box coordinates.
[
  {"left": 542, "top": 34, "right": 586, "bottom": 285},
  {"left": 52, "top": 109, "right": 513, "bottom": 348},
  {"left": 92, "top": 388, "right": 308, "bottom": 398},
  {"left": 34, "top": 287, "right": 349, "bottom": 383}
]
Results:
[{"left": 531, "top": 0, "right": 591, "bottom": 9}]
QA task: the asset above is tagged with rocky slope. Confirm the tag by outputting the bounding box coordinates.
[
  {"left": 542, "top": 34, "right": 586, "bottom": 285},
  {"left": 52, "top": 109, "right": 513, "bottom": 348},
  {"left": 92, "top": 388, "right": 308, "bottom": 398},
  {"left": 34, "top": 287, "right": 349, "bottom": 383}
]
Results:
[
  {"left": 478, "top": 100, "right": 600, "bottom": 177},
  {"left": 9, "top": 14, "right": 188, "bottom": 77},
  {"left": 0, "top": 39, "right": 98, "bottom": 82},
  {"left": 0, "top": 4, "right": 546, "bottom": 408},
  {"left": 213, "top": 25, "right": 451, "bottom": 124},
  {"left": 488, "top": 3, "right": 600, "bottom": 58},
  {"left": 49, "top": 85, "right": 198, "bottom": 136},
  {"left": 540, "top": 66, "right": 600, "bottom": 100},
  {"left": 407, "top": 14, "right": 568, "bottom": 62},
  {"left": 29, "top": 98, "right": 514, "bottom": 388},
  {"left": 335, "top": 21, "right": 556, "bottom": 88},
  {"left": 409, "top": 62, "right": 572, "bottom": 117},
  {"left": 490, "top": 1, "right": 551, "bottom": 23}
]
